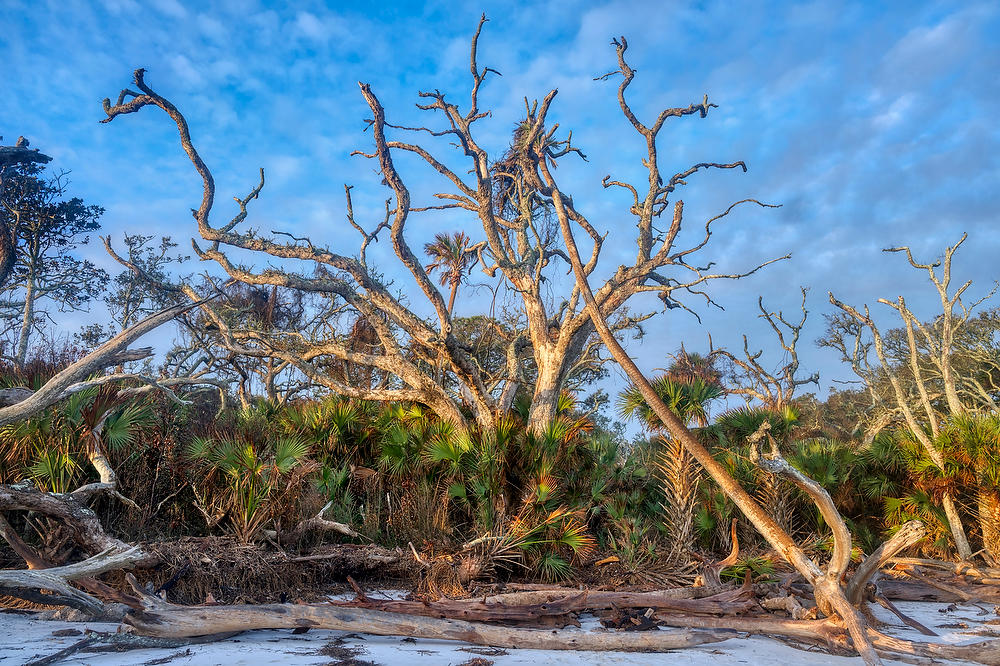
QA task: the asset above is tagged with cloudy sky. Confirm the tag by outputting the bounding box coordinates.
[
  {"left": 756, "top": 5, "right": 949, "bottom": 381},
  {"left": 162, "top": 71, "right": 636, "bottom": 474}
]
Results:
[{"left": 1, "top": 0, "right": 998, "bottom": 417}]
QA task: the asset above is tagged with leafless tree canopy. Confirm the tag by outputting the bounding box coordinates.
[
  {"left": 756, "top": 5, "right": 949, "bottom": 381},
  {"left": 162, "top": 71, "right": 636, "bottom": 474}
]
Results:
[{"left": 99, "top": 20, "right": 783, "bottom": 432}]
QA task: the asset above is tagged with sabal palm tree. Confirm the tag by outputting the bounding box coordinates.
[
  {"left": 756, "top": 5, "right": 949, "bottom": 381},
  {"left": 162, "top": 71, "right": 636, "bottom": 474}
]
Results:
[
  {"left": 936, "top": 414, "right": 1000, "bottom": 563},
  {"left": 424, "top": 231, "right": 478, "bottom": 314},
  {"left": 618, "top": 375, "right": 723, "bottom": 429},
  {"left": 618, "top": 376, "right": 723, "bottom": 557}
]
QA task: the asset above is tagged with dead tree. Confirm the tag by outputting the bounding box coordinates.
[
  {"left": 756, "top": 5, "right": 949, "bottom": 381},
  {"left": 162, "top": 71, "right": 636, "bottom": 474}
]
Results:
[
  {"left": 712, "top": 287, "right": 819, "bottom": 410},
  {"left": 98, "top": 19, "right": 784, "bottom": 433},
  {"left": 826, "top": 234, "right": 996, "bottom": 561},
  {"left": 538, "top": 37, "right": 964, "bottom": 666}
]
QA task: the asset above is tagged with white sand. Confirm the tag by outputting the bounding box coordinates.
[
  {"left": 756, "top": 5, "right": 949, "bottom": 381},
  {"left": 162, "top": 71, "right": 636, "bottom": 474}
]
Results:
[{"left": 3, "top": 599, "right": 995, "bottom": 665}]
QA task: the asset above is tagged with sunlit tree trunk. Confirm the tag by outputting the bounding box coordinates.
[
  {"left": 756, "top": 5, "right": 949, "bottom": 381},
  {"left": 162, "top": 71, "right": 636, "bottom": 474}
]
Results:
[
  {"left": 15, "top": 270, "right": 35, "bottom": 368},
  {"left": 977, "top": 489, "right": 1000, "bottom": 564}
]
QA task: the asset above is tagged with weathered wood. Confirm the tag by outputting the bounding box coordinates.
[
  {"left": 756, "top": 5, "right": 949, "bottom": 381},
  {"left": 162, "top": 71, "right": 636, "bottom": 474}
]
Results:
[
  {"left": 24, "top": 630, "right": 240, "bottom": 666},
  {"left": 0, "top": 483, "right": 134, "bottom": 555},
  {"left": 889, "top": 557, "right": 1000, "bottom": 579},
  {"left": 847, "top": 520, "right": 927, "bottom": 605},
  {"left": 285, "top": 500, "right": 360, "bottom": 540},
  {"left": 656, "top": 615, "right": 844, "bottom": 647},
  {"left": 867, "top": 628, "right": 1000, "bottom": 665},
  {"left": 335, "top": 586, "right": 753, "bottom": 623},
  {"left": 901, "top": 568, "right": 974, "bottom": 601},
  {"left": 0, "top": 547, "right": 144, "bottom": 616},
  {"left": 760, "top": 594, "right": 816, "bottom": 620},
  {"left": 122, "top": 575, "right": 733, "bottom": 650},
  {"left": 655, "top": 615, "right": 1000, "bottom": 665},
  {"left": 475, "top": 584, "right": 733, "bottom": 606},
  {"left": 0, "top": 298, "right": 214, "bottom": 427},
  {"left": 872, "top": 595, "right": 936, "bottom": 637},
  {"left": 876, "top": 579, "right": 966, "bottom": 603}
]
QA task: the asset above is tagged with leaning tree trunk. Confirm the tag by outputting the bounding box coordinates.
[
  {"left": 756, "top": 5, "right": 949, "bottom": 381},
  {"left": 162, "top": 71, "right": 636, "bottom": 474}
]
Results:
[
  {"left": 551, "top": 186, "right": 880, "bottom": 664},
  {"left": 941, "top": 493, "right": 973, "bottom": 561}
]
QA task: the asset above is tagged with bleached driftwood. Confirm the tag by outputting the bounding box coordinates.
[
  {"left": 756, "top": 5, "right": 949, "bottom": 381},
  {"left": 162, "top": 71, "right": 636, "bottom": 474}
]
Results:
[
  {"left": 0, "top": 547, "right": 144, "bottom": 616},
  {"left": 122, "top": 574, "right": 732, "bottom": 651}
]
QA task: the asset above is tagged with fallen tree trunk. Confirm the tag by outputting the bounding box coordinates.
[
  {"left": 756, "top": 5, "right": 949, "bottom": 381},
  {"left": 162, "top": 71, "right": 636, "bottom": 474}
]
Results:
[
  {"left": 847, "top": 520, "right": 926, "bottom": 606},
  {"left": 0, "top": 547, "right": 144, "bottom": 617},
  {"left": 469, "top": 584, "right": 738, "bottom": 608},
  {"left": 656, "top": 615, "right": 844, "bottom": 647},
  {"left": 334, "top": 586, "right": 754, "bottom": 623},
  {"left": 122, "top": 575, "right": 733, "bottom": 651},
  {"left": 655, "top": 614, "right": 1000, "bottom": 664},
  {"left": 888, "top": 558, "right": 1000, "bottom": 579},
  {"left": 876, "top": 579, "right": 970, "bottom": 603}
]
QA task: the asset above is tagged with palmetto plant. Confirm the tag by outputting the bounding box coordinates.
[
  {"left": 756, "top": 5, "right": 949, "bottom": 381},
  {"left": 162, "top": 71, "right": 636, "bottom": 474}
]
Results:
[
  {"left": 619, "top": 376, "right": 723, "bottom": 430},
  {"left": 28, "top": 448, "right": 79, "bottom": 494},
  {"left": 0, "top": 385, "right": 153, "bottom": 492},
  {"left": 476, "top": 505, "right": 597, "bottom": 582},
  {"left": 281, "top": 397, "right": 375, "bottom": 465},
  {"left": 788, "top": 438, "right": 860, "bottom": 530},
  {"left": 708, "top": 405, "right": 802, "bottom": 544},
  {"left": 185, "top": 434, "right": 312, "bottom": 542}
]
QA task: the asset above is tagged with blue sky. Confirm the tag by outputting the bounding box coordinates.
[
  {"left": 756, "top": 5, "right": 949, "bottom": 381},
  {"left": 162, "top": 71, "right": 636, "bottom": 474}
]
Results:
[{"left": 1, "top": 0, "right": 999, "bottom": 417}]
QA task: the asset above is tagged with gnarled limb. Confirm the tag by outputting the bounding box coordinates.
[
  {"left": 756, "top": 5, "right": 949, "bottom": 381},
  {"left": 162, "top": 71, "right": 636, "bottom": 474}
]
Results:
[
  {"left": 0, "top": 298, "right": 213, "bottom": 427},
  {"left": 847, "top": 520, "right": 926, "bottom": 606},
  {"left": 0, "top": 546, "right": 143, "bottom": 617},
  {"left": 711, "top": 288, "right": 819, "bottom": 410},
  {"left": 284, "top": 500, "right": 361, "bottom": 540},
  {"left": 0, "top": 482, "right": 134, "bottom": 555}
]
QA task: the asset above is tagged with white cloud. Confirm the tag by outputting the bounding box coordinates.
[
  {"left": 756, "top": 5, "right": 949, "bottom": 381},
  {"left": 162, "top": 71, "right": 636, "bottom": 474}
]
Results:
[
  {"left": 872, "top": 93, "right": 916, "bottom": 130},
  {"left": 149, "top": 0, "right": 187, "bottom": 19},
  {"left": 168, "top": 54, "right": 204, "bottom": 88},
  {"left": 197, "top": 14, "right": 227, "bottom": 42},
  {"left": 294, "top": 11, "right": 327, "bottom": 42}
]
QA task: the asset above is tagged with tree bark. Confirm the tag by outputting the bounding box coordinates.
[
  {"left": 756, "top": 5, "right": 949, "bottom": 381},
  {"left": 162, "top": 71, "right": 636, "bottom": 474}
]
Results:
[
  {"left": 0, "top": 547, "right": 143, "bottom": 617},
  {"left": 15, "top": 271, "right": 35, "bottom": 368},
  {"left": 123, "top": 576, "right": 732, "bottom": 650},
  {"left": 978, "top": 490, "right": 1000, "bottom": 565},
  {"left": 846, "top": 520, "right": 926, "bottom": 606},
  {"left": 0, "top": 482, "right": 136, "bottom": 555},
  {"left": 941, "top": 493, "right": 973, "bottom": 561}
]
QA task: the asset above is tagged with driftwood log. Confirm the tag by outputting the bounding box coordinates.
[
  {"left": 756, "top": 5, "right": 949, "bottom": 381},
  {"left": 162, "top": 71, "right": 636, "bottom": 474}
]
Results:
[
  {"left": 847, "top": 520, "right": 927, "bottom": 605},
  {"left": 654, "top": 614, "right": 1000, "bottom": 664},
  {"left": 476, "top": 584, "right": 732, "bottom": 606},
  {"left": 332, "top": 585, "right": 754, "bottom": 625},
  {"left": 122, "top": 575, "right": 732, "bottom": 651}
]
